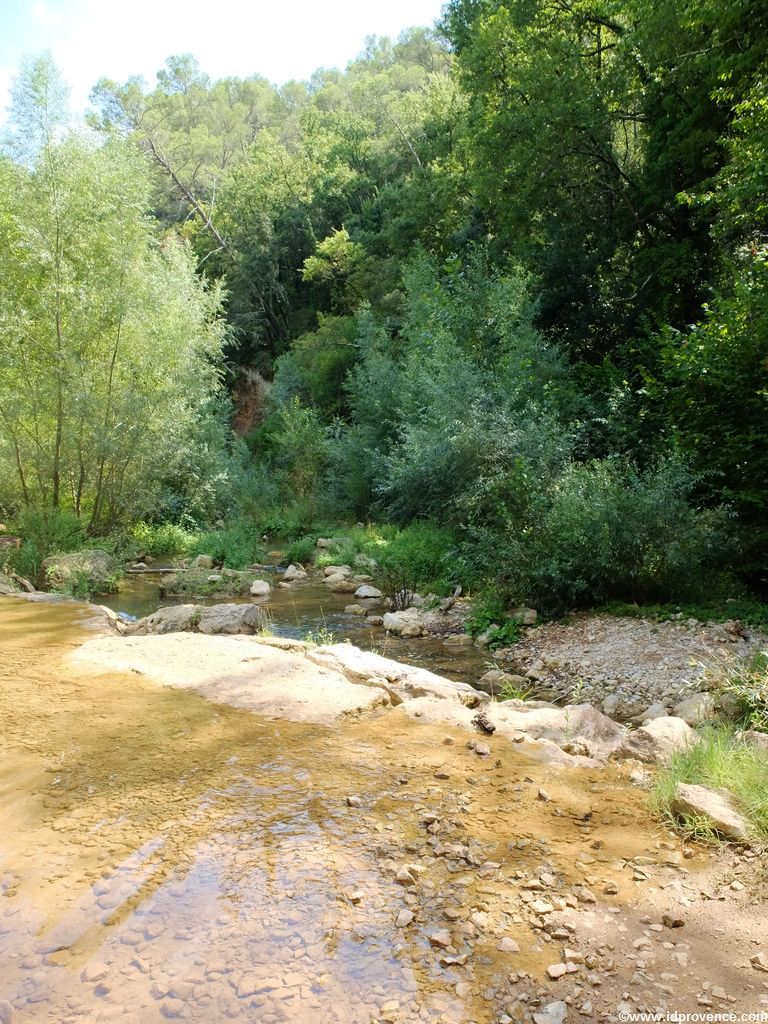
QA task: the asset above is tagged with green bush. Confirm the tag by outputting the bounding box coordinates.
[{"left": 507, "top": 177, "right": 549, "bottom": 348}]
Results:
[
  {"left": 653, "top": 726, "right": 768, "bottom": 842},
  {"left": 717, "top": 654, "right": 768, "bottom": 733},
  {"left": 131, "top": 521, "right": 195, "bottom": 557},
  {"left": 188, "top": 521, "right": 265, "bottom": 569},
  {"left": 465, "top": 591, "right": 522, "bottom": 650},
  {"left": 5, "top": 508, "right": 86, "bottom": 584},
  {"left": 284, "top": 535, "right": 317, "bottom": 565}
]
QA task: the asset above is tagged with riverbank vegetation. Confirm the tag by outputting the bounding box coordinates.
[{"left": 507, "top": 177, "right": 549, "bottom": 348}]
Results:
[{"left": 1, "top": 1, "right": 768, "bottom": 616}]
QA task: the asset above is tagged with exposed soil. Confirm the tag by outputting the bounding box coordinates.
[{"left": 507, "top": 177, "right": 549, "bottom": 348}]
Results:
[{"left": 0, "top": 596, "right": 766, "bottom": 1024}]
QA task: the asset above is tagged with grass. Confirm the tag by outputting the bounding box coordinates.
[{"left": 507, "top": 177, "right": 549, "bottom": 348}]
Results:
[
  {"left": 715, "top": 652, "right": 768, "bottom": 732},
  {"left": 653, "top": 725, "right": 768, "bottom": 844}
]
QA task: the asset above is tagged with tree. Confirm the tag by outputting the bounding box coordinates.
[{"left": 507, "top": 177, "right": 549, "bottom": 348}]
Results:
[{"left": 0, "top": 59, "right": 228, "bottom": 531}]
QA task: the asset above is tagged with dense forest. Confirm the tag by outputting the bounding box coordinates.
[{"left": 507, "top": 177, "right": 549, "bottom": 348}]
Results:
[{"left": 1, "top": 0, "right": 767, "bottom": 612}]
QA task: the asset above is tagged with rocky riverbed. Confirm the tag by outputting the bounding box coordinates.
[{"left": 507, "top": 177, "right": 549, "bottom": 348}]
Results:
[{"left": 1, "top": 593, "right": 767, "bottom": 1024}]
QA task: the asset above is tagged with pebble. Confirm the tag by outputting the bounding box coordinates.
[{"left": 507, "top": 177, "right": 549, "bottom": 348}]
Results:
[
  {"left": 662, "top": 914, "right": 685, "bottom": 929},
  {"left": 346, "top": 796, "right": 362, "bottom": 807},
  {"left": 537, "top": 789, "right": 551, "bottom": 802},
  {"left": 546, "top": 963, "right": 568, "bottom": 980},
  {"left": 395, "top": 910, "right": 414, "bottom": 928},
  {"left": 428, "top": 930, "right": 452, "bottom": 948},
  {"left": 497, "top": 937, "right": 520, "bottom": 953}
]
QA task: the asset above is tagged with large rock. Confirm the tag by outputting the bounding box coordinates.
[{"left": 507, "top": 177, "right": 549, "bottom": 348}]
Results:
[
  {"left": 474, "top": 669, "right": 527, "bottom": 696},
  {"left": 70, "top": 634, "right": 390, "bottom": 725},
  {"left": 740, "top": 729, "right": 768, "bottom": 753},
  {"left": 126, "top": 605, "right": 201, "bottom": 636},
  {"left": 382, "top": 609, "right": 425, "bottom": 636},
  {"left": 672, "top": 692, "right": 715, "bottom": 725},
  {"left": 197, "top": 604, "right": 269, "bottom": 635},
  {"left": 192, "top": 554, "right": 214, "bottom": 569},
  {"left": 323, "top": 565, "right": 352, "bottom": 578},
  {"left": 306, "top": 643, "right": 482, "bottom": 707},
  {"left": 354, "top": 584, "right": 382, "bottom": 599},
  {"left": 615, "top": 715, "right": 699, "bottom": 764},
  {"left": 249, "top": 579, "right": 271, "bottom": 597},
  {"left": 490, "top": 703, "right": 627, "bottom": 760},
  {"left": 41, "top": 549, "right": 116, "bottom": 595},
  {"left": 671, "top": 783, "right": 750, "bottom": 841},
  {"left": 282, "top": 564, "right": 308, "bottom": 582}
]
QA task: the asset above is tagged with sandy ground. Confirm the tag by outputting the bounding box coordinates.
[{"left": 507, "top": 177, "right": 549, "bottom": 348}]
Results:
[{"left": 0, "top": 595, "right": 766, "bottom": 1024}]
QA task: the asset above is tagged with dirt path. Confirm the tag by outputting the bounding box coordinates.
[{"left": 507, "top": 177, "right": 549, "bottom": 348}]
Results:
[{"left": 0, "top": 596, "right": 765, "bottom": 1024}]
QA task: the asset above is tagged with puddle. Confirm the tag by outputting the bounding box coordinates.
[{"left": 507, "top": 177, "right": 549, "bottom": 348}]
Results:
[{"left": 1, "top": 596, "right": 735, "bottom": 1023}]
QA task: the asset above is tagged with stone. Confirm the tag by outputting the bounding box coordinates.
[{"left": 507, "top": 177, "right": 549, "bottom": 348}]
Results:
[
  {"left": 126, "top": 604, "right": 202, "bottom": 636},
  {"left": 346, "top": 795, "right": 362, "bottom": 807},
  {"left": 344, "top": 604, "right": 367, "bottom": 615},
  {"left": 497, "top": 937, "right": 520, "bottom": 953},
  {"left": 160, "top": 1000, "right": 185, "bottom": 1019},
  {"left": 428, "top": 929, "right": 452, "bottom": 948},
  {"left": 316, "top": 538, "right": 334, "bottom": 549},
  {"left": 662, "top": 914, "right": 685, "bottom": 928},
  {"left": 546, "top": 963, "right": 568, "bottom": 980},
  {"left": 474, "top": 670, "right": 527, "bottom": 697},
  {"left": 41, "top": 549, "right": 116, "bottom": 594},
  {"left": 741, "top": 730, "right": 768, "bottom": 753},
  {"left": 492, "top": 703, "right": 626, "bottom": 760},
  {"left": 382, "top": 609, "right": 424, "bottom": 635},
  {"left": 193, "top": 554, "right": 214, "bottom": 569},
  {"left": 354, "top": 585, "right": 382, "bottom": 599},
  {"left": 672, "top": 692, "right": 715, "bottom": 725},
  {"left": 0, "top": 1001, "right": 12, "bottom": 1024},
  {"left": 671, "top": 783, "right": 750, "bottom": 841},
  {"left": 751, "top": 953, "right": 768, "bottom": 973},
  {"left": 283, "top": 564, "right": 308, "bottom": 582},
  {"left": 329, "top": 580, "right": 357, "bottom": 593},
  {"left": 207, "top": 574, "right": 222, "bottom": 583},
  {"left": 537, "top": 788, "right": 551, "bottom": 802},
  {"left": 197, "top": 603, "right": 269, "bottom": 635},
  {"left": 249, "top": 579, "right": 271, "bottom": 597},
  {"left": 323, "top": 565, "right": 352, "bottom": 577},
  {"left": 401, "top": 623, "right": 426, "bottom": 638},
  {"left": 396, "top": 867, "right": 416, "bottom": 885},
  {"left": 638, "top": 702, "right": 668, "bottom": 723},
  {"left": 615, "top": 716, "right": 699, "bottom": 764},
  {"left": 512, "top": 606, "right": 538, "bottom": 626},
  {"left": 367, "top": 615, "right": 384, "bottom": 626},
  {"left": 475, "top": 742, "right": 491, "bottom": 757},
  {"left": 395, "top": 909, "right": 414, "bottom": 928},
  {"left": 533, "top": 1002, "right": 567, "bottom": 1024},
  {"left": 443, "top": 634, "right": 475, "bottom": 647}
]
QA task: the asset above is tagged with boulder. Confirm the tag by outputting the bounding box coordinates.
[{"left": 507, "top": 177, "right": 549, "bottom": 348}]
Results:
[
  {"left": 474, "top": 670, "right": 527, "bottom": 697},
  {"left": 671, "top": 783, "right": 750, "bottom": 841},
  {"left": 615, "top": 715, "right": 699, "bottom": 764},
  {"left": 159, "top": 569, "right": 257, "bottom": 599},
  {"left": 329, "top": 580, "right": 357, "bottom": 593},
  {"left": 443, "top": 633, "right": 474, "bottom": 647},
  {"left": 249, "top": 579, "right": 271, "bottom": 597},
  {"left": 197, "top": 604, "right": 269, "bottom": 635},
  {"left": 400, "top": 622, "right": 426, "bottom": 638},
  {"left": 672, "top": 692, "right": 715, "bottom": 725},
  {"left": 367, "top": 615, "right": 384, "bottom": 626},
  {"left": 740, "top": 729, "right": 768, "bottom": 753},
  {"left": 354, "top": 584, "right": 382, "bottom": 599},
  {"left": 345, "top": 604, "right": 367, "bottom": 615},
  {"left": 512, "top": 606, "right": 538, "bottom": 626},
  {"left": 126, "top": 605, "right": 201, "bottom": 636},
  {"left": 490, "top": 703, "right": 627, "bottom": 760},
  {"left": 283, "top": 564, "right": 308, "bottom": 582},
  {"left": 192, "top": 554, "right": 214, "bottom": 569},
  {"left": 637, "top": 701, "right": 668, "bottom": 723},
  {"left": 41, "top": 549, "right": 116, "bottom": 595},
  {"left": 382, "top": 609, "right": 424, "bottom": 635},
  {"left": 323, "top": 565, "right": 352, "bottom": 578},
  {"left": 315, "top": 538, "right": 334, "bottom": 549}
]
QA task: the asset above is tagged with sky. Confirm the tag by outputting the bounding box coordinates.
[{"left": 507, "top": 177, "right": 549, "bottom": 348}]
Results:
[{"left": 0, "top": 0, "right": 447, "bottom": 120}]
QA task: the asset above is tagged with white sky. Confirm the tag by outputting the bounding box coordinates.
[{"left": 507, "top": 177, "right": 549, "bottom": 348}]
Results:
[{"left": 1, "top": 0, "right": 447, "bottom": 120}]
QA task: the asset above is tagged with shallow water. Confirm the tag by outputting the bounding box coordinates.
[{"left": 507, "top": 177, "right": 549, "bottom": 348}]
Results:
[
  {"left": 98, "top": 575, "right": 491, "bottom": 684},
  {"left": 1, "top": 596, "right": 727, "bottom": 1023}
]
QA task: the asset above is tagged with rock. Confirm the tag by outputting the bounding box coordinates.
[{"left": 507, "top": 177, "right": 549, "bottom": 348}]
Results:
[
  {"left": 283, "top": 564, "right": 308, "bottom": 582},
  {"left": 396, "top": 867, "right": 416, "bottom": 885},
  {"left": 671, "top": 783, "right": 750, "bottom": 841},
  {"left": 533, "top": 1002, "right": 567, "bottom": 1024},
  {"left": 512, "top": 606, "right": 538, "bottom": 626},
  {"left": 316, "top": 538, "right": 334, "bottom": 549},
  {"left": 602, "top": 694, "right": 621, "bottom": 718},
  {"left": 193, "top": 554, "right": 214, "bottom": 569},
  {"left": 751, "top": 953, "right": 768, "bottom": 973},
  {"left": 537, "top": 788, "right": 551, "bottom": 802},
  {"left": 615, "top": 716, "right": 699, "bottom": 764},
  {"left": 741, "top": 730, "right": 768, "bottom": 753},
  {"left": 346, "top": 795, "right": 362, "bottom": 807},
  {"left": 0, "top": 1000, "right": 12, "bottom": 1024},
  {"left": 400, "top": 622, "right": 426, "bottom": 638},
  {"left": 354, "top": 585, "right": 382, "bottom": 599},
  {"left": 197, "top": 604, "right": 269, "bottom": 635},
  {"left": 442, "top": 633, "right": 474, "bottom": 647},
  {"left": 395, "top": 909, "right": 414, "bottom": 928},
  {"left": 41, "top": 549, "right": 116, "bottom": 595},
  {"left": 345, "top": 604, "right": 367, "bottom": 615},
  {"left": 428, "top": 929, "right": 452, "bottom": 948},
  {"left": 474, "top": 741, "right": 491, "bottom": 757},
  {"left": 603, "top": 881, "right": 619, "bottom": 895},
  {"left": 160, "top": 1000, "right": 185, "bottom": 1019},
  {"left": 492, "top": 703, "right": 626, "bottom": 760},
  {"left": 638, "top": 702, "right": 668, "bottom": 723},
  {"left": 474, "top": 670, "right": 527, "bottom": 697},
  {"left": 207, "top": 573, "right": 222, "bottom": 583},
  {"left": 662, "top": 914, "right": 685, "bottom": 928},
  {"left": 126, "top": 604, "right": 201, "bottom": 636},
  {"left": 546, "top": 963, "right": 568, "bottom": 980},
  {"left": 249, "top": 579, "right": 271, "bottom": 597},
  {"left": 323, "top": 565, "right": 352, "bottom": 578},
  {"left": 329, "top": 580, "right": 357, "bottom": 593},
  {"left": 367, "top": 615, "right": 384, "bottom": 626},
  {"left": 382, "top": 609, "right": 424, "bottom": 635},
  {"left": 673, "top": 692, "right": 715, "bottom": 725},
  {"left": 497, "top": 937, "right": 520, "bottom": 953}
]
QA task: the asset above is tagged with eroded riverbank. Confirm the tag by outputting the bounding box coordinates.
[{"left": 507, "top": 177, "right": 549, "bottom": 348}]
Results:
[{"left": 1, "top": 596, "right": 765, "bottom": 1024}]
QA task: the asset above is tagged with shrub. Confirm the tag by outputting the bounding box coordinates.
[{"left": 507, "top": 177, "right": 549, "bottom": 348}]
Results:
[
  {"left": 284, "top": 535, "right": 317, "bottom": 565},
  {"left": 188, "top": 521, "right": 264, "bottom": 569},
  {"left": 653, "top": 726, "right": 768, "bottom": 842},
  {"left": 716, "top": 653, "right": 768, "bottom": 733},
  {"left": 131, "top": 521, "right": 194, "bottom": 557}
]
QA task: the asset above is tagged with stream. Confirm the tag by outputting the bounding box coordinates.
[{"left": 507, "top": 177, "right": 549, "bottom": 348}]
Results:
[{"left": 96, "top": 572, "right": 491, "bottom": 685}]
